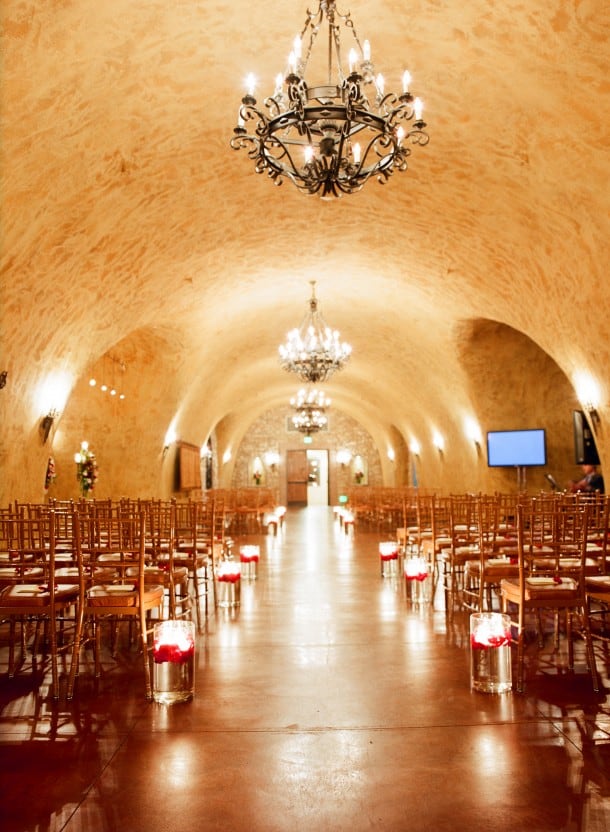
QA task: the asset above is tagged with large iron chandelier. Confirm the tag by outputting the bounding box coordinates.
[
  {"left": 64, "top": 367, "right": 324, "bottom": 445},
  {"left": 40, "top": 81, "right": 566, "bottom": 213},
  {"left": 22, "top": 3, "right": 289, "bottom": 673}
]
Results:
[
  {"left": 279, "top": 282, "right": 351, "bottom": 383},
  {"left": 291, "top": 388, "right": 331, "bottom": 435},
  {"left": 230, "top": 0, "right": 429, "bottom": 199}
]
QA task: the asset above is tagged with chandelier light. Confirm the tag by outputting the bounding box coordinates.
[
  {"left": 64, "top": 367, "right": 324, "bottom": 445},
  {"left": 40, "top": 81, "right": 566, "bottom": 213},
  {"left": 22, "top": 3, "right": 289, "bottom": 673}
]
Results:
[
  {"left": 291, "top": 387, "right": 331, "bottom": 436},
  {"left": 279, "top": 281, "right": 351, "bottom": 383},
  {"left": 230, "top": 0, "right": 429, "bottom": 199}
]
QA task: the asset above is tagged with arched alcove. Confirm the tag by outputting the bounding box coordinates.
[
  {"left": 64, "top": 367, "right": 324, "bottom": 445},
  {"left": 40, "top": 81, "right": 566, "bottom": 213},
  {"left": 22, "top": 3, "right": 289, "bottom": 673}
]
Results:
[{"left": 456, "top": 318, "right": 582, "bottom": 491}]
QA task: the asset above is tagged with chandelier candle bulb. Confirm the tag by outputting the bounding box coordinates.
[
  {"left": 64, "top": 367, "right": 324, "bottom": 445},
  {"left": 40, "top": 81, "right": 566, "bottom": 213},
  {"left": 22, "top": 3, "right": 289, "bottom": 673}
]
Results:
[
  {"left": 402, "top": 70, "right": 411, "bottom": 93},
  {"left": 414, "top": 97, "right": 424, "bottom": 122},
  {"left": 245, "top": 73, "right": 256, "bottom": 96},
  {"left": 363, "top": 40, "right": 371, "bottom": 61},
  {"left": 375, "top": 73, "right": 385, "bottom": 96},
  {"left": 353, "top": 143, "right": 361, "bottom": 164}
]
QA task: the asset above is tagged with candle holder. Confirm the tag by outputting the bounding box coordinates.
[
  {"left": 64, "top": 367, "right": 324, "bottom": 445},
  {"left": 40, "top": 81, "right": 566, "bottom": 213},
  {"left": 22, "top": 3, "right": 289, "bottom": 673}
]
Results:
[
  {"left": 216, "top": 561, "right": 241, "bottom": 607},
  {"left": 152, "top": 620, "right": 196, "bottom": 704},
  {"left": 379, "top": 542, "right": 399, "bottom": 577},
  {"left": 404, "top": 556, "right": 429, "bottom": 603},
  {"left": 470, "top": 612, "right": 513, "bottom": 694},
  {"left": 239, "top": 545, "right": 260, "bottom": 579}
]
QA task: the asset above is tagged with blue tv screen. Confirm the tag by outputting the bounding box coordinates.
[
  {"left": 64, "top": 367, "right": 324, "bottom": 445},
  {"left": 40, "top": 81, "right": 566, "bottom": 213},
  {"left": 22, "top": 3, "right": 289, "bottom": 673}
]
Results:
[{"left": 486, "top": 429, "right": 547, "bottom": 467}]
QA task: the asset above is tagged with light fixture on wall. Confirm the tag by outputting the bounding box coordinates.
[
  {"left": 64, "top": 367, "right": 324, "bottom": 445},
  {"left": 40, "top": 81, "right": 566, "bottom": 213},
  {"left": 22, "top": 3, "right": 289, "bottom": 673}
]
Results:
[
  {"left": 574, "top": 371, "right": 602, "bottom": 431},
  {"left": 264, "top": 451, "right": 281, "bottom": 471},
  {"left": 290, "top": 386, "right": 330, "bottom": 436},
  {"left": 279, "top": 282, "right": 351, "bottom": 383},
  {"left": 432, "top": 430, "right": 445, "bottom": 453},
  {"left": 464, "top": 417, "right": 482, "bottom": 450},
  {"left": 89, "top": 355, "right": 127, "bottom": 400},
  {"left": 231, "top": 0, "right": 429, "bottom": 198},
  {"left": 409, "top": 439, "right": 421, "bottom": 457},
  {"left": 336, "top": 449, "right": 352, "bottom": 467},
  {"left": 40, "top": 409, "right": 59, "bottom": 444}
]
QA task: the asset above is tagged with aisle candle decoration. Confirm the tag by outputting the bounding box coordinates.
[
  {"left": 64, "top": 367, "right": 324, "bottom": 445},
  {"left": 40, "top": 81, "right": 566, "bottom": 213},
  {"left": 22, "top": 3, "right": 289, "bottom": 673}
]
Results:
[
  {"left": 216, "top": 560, "right": 241, "bottom": 607},
  {"left": 152, "top": 620, "right": 196, "bottom": 704},
  {"left": 404, "top": 555, "right": 429, "bottom": 602},
  {"left": 379, "top": 541, "right": 399, "bottom": 576},
  {"left": 240, "top": 545, "right": 260, "bottom": 579},
  {"left": 470, "top": 612, "right": 513, "bottom": 694}
]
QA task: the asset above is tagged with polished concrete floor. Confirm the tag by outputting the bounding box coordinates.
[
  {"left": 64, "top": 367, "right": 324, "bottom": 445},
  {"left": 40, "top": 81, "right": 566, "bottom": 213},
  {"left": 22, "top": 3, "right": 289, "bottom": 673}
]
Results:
[{"left": 1, "top": 506, "right": 610, "bottom": 831}]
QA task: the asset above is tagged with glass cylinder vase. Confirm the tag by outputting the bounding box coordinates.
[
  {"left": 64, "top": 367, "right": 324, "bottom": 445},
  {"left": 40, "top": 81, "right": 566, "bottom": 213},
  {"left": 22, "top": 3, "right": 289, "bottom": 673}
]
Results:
[
  {"left": 153, "top": 620, "right": 196, "bottom": 704},
  {"left": 470, "top": 612, "right": 512, "bottom": 694}
]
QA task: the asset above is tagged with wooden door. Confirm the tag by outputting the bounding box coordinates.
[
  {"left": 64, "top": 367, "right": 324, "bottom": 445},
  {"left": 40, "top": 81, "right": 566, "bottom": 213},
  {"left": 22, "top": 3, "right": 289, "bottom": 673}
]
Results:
[{"left": 286, "top": 450, "right": 308, "bottom": 504}]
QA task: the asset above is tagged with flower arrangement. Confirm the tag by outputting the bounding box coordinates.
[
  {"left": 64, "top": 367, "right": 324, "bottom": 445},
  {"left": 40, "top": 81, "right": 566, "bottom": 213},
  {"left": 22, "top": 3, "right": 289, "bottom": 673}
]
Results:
[
  {"left": 354, "top": 469, "right": 364, "bottom": 484},
  {"left": 44, "top": 456, "right": 56, "bottom": 491},
  {"left": 74, "top": 441, "right": 98, "bottom": 497}
]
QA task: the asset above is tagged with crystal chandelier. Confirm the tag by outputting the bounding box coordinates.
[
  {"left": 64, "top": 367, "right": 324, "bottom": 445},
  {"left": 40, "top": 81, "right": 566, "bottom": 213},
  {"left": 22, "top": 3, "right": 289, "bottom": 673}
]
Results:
[
  {"left": 291, "top": 387, "right": 331, "bottom": 435},
  {"left": 230, "top": 0, "right": 429, "bottom": 199},
  {"left": 279, "top": 282, "right": 351, "bottom": 383}
]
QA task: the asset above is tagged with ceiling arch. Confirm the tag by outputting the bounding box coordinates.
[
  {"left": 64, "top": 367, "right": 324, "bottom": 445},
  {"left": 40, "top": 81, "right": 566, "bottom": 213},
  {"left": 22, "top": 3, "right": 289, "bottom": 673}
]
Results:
[{"left": 1, "top": 0, "right": 608, "bottom": 502}]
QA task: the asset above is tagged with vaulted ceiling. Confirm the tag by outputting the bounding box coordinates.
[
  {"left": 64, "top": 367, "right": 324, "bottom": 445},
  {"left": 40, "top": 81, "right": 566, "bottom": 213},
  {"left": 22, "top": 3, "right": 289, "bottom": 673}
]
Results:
[{"left": 1, "top": 0, "right": 608, "bottom": 500}]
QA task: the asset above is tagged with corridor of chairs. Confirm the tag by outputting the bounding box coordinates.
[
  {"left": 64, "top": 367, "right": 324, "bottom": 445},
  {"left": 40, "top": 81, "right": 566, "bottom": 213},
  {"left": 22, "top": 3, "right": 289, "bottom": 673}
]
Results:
[{"left": 1, "top": 498, "right": 610, "bottom": 831}]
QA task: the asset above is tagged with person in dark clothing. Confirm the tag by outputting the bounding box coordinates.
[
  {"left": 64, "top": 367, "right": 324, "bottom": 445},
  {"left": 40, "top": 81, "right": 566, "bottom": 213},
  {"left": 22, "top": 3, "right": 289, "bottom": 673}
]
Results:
[{"left": 569, "top": 464, "right": 605, "bottom": 494}]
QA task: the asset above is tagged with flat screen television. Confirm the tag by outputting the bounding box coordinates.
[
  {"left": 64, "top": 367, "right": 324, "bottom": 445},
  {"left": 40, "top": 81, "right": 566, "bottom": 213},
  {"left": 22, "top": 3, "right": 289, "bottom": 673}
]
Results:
[{"left": 486, "top": 428, "right": 547, "bottom": 467}]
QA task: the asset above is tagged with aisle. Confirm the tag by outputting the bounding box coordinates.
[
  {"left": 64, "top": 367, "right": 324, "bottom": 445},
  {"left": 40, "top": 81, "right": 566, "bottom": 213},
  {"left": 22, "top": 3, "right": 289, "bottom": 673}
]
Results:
[{"left": 1, "top": 506, "right": 609, "bottom": 831}]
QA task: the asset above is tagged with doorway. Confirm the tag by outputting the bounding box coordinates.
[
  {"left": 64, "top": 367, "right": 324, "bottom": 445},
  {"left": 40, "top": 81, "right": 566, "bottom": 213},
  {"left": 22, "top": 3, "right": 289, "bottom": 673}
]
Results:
[{"left": 306, "top": 449, "right": 329, "bottom": 506}]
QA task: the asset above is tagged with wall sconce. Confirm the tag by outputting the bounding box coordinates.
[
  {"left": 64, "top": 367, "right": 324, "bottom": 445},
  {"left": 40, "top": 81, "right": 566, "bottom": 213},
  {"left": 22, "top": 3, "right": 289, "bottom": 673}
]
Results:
[
  {"left": 163, "top": 425, "right": 178, "bottom": 457},
  {"left": 574, "top": 371, "right": 602, "bottom": 432},
  {"left": 387, "top": 447, "right": 395, "bottom": 462},
  {"left": 432, "top": 430, "right": 445, "bottom": 454},
  {"left": 409, "top": 439, "right": 421, "bottom": 457},
  {"left": 464, "top": 417, "right": 482, "bottom": 450},
  {"left": 252, "top": 456, "right": 264, "bottom": 485},
  {"left": 40, "top": 409, "right": 59, "bottom": 444},
  {"left": 264, "top": 451, "right": 280, "bottom": 470},
  {"left": 336, "top": 449, "right": 352, "bottom": 467},
  {"left": 586, "top": 405, "right": 601, "bottom": 431}
]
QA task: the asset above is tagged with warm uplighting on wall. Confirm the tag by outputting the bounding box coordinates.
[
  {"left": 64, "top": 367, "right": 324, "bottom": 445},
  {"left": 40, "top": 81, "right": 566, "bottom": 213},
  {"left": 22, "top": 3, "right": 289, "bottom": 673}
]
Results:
[
  {"left": 387, "top": 447, "right": 395, "bottom": 462},
  {"left": 222, "top": 449, "right": 232, "bottom": 464},
  {"left": 35, "top": 370, "right": 72, "bottom": 424},
  {"left": 336, "top": 449, "right": 352, "bottom": 466},
  {"left": 264, "top": 451, "right": 280, "bottom": 470},
  {"left": 464, "top": 417, "right": 482, "bottom": 448},
  {"left": 574, "top": 370, "right": 602, "bottom": 429},
  {"left": 432, "top": 430, "right": 445, "bottom": 452}
]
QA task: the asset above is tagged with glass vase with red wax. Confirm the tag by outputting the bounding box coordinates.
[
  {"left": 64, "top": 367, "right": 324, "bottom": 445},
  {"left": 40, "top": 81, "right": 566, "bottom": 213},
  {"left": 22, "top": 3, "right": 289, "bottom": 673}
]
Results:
[{"left": 153, "top": 620, "right": 196, "bottom": 704}]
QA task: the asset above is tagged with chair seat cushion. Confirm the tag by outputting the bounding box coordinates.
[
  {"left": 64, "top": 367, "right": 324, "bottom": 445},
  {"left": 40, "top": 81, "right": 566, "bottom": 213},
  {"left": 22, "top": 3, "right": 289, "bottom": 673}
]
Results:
[
  {"left": 87, "top": 583, "right": 164, "bottom": 607},
  {"left": 125, "top": 565, "right": 189, "bottom": 581},
  {"left": 0, "top": 583, "right": 79, "bottom": 606},
  {"left": 501, "top": 576, "right": 579, "bottom": 601}
]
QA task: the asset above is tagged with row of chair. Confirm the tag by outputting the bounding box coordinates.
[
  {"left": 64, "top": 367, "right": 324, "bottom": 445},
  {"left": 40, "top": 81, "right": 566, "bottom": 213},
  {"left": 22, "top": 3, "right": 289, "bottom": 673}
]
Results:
[
  {"left": 0, "top": 496, "right": 230, "bottom": 699},
  {"left": 395, "top": 491, "right": 609, "bottom": 692}
]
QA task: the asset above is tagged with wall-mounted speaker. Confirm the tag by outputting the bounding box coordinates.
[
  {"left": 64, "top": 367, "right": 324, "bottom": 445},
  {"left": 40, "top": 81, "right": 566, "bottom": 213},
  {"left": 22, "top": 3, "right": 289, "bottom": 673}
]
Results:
[{"left": 573, "top": 409, "right": 600, "bottom": 465}]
